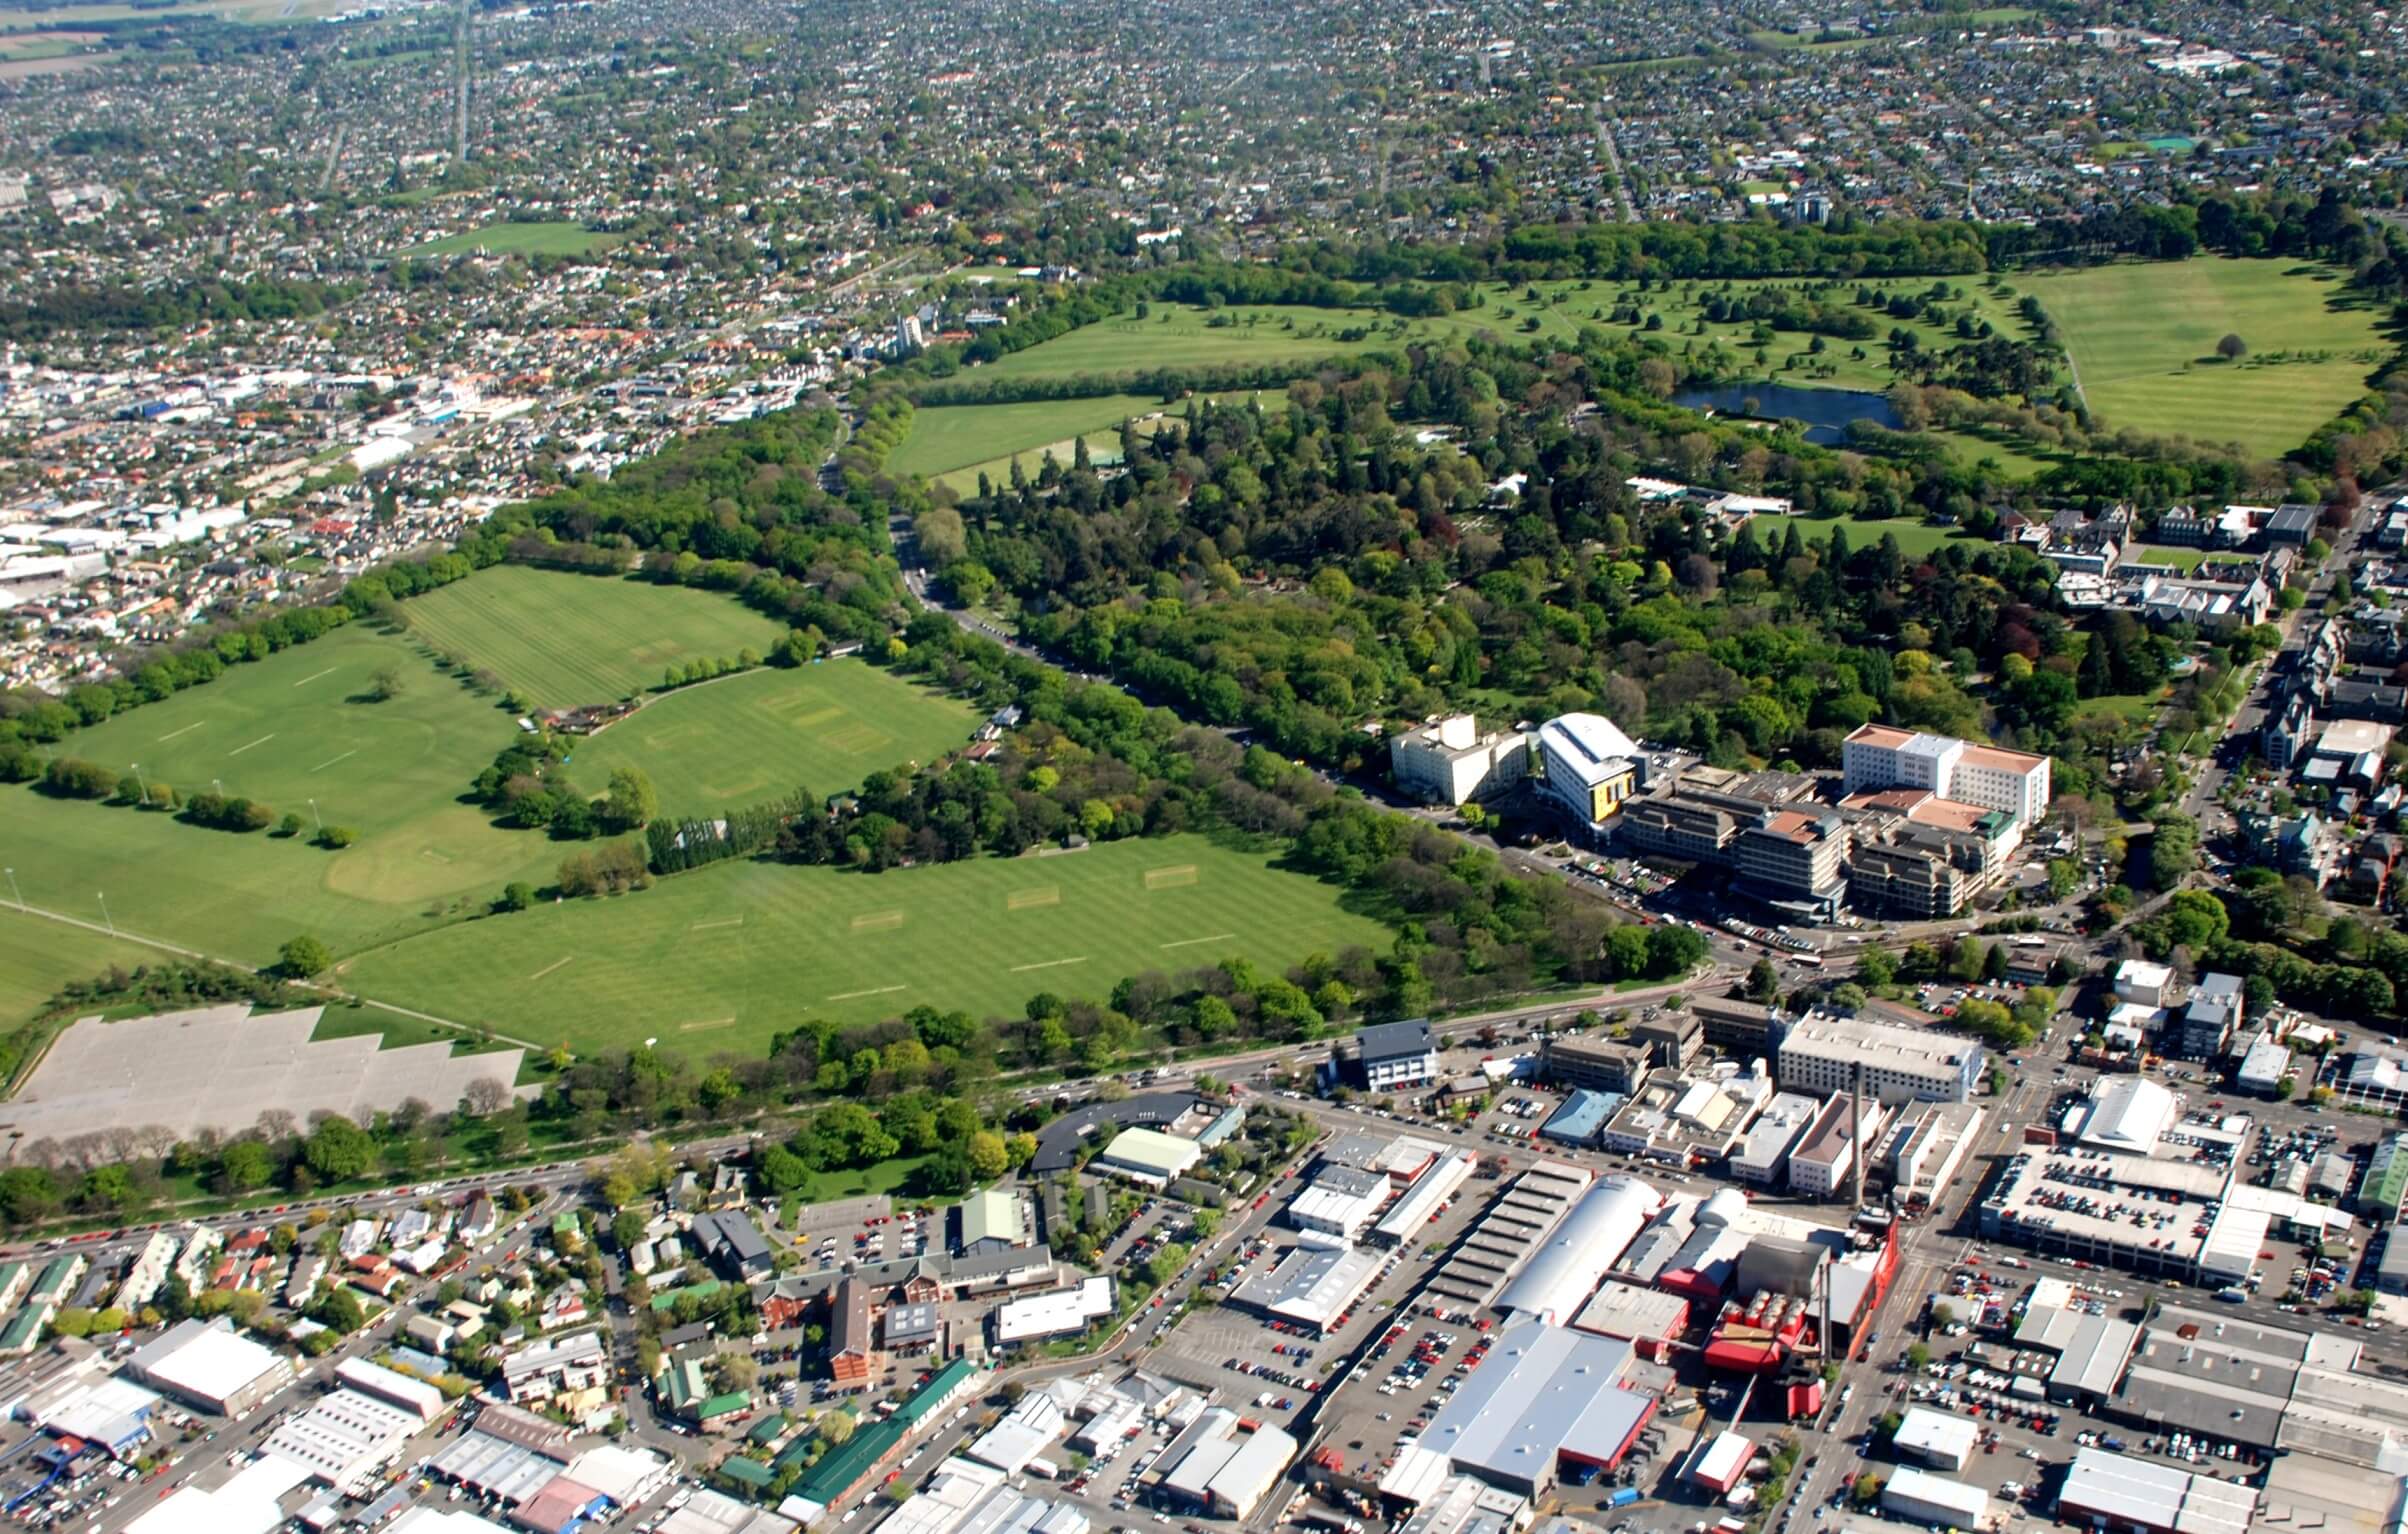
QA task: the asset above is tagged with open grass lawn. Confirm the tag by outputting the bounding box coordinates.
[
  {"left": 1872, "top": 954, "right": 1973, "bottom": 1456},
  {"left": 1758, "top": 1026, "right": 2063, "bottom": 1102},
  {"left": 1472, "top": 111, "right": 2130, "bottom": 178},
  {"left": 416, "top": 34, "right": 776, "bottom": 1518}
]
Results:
[
  {"left": 2020, "top": 258, "right": 2392, "bottom": 458},
  {"left": 975, "top": 305, "right": 1427, "bottom": 383},
  {"left": 1927, "top": 426, "right": 2059, "bottom": 482},
  {"left": 51, "top": 622, "right": 518, "bottom": 845},
  {"left": 2124, "top": 543, "right": 2211, "bottom": 572},
  {"left": 0, "top": 785, "right": 554, "bottom": 969},
  {"left": 337, "top": 834, "right": 1389, "bottom": 1058},
  {"left": 890, "top": 395, "right": 1170, "bottom": 479},
  {"left": 0, "top": 33, "right": 80, "bottom": 59},
  {"left": 23, "top": 620, "right": 559, "bottom": 962},
  {"left": 564, "top": 660, "right": 976, "bottom": 817},
  {"left": 791, "top": 1153, "right": 935, "bottom": 1204},
  {"left": 2072, "top": 692, "right": 2162, "bottom": 725},
  {"left": 921, "top": 391, "right": 1287, "bottom": 497},
  {"left": 401, "top": 566, "right": 785, "bottom": 709},
  {"left": 308, "top": 1002, "right": 521, "bottom": 1067},
  {"left": 1747, "top": 513, "right": 1984, "bottom": 560},
  {"left": 0, "top": 908, "right": 179, "bottom": 1029},
  {"left": 0, "top": 566, "right": 814, "bottom": 980},
  {"left": 1453, "top": 276, "right": 2030, "bottom": 396},
  {"left": 395, "top": 222, "right": 619, "bottom": 260}
]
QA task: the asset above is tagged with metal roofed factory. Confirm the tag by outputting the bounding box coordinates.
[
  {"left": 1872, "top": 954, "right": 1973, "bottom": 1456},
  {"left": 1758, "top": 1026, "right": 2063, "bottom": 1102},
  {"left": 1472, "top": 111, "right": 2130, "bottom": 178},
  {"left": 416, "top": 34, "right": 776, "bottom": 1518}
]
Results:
[
  {"left": 127, "top": 1317, "right": 296, "bottom": 1416},
  {"left": 1493, "top": 1177, "right": 1662, "bottom": 1327},
  {"left": 1372, "top": 1152, "right": 1476, "bottom": 1248},
  {"left": 1232, "top": 1245, "right": 1384, "bottom": 1333},
  {"left": 1425, "top": 1160, "right": 1591, "bottom": 1310},
  {"left": 1569, "top": 1284, "right": 1690, "bottom": 1360},
  {"left": 2057, "top": 1447, "right": 2259, "bottom": 1534},
  {"left": 1416, "top": 1319, "right": 1657, "bottom": 1499},
  {"left": 1146, "top": 1409, "right": 1297, "bottom": 1519},
  {"left": 875, "top": 1457, "right": 1086, "bottom": 1534}
]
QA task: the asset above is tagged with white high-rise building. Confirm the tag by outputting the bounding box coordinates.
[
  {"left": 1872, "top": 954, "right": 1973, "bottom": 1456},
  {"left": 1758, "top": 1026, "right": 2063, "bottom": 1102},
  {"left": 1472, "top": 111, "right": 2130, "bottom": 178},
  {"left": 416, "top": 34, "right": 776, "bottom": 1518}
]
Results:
[
  {"left": 1390, "top": 714, "right": 1529, "bottom": 806},
  {"left": 1842, "top": 724, "right": 2050, "bottom": 826}
]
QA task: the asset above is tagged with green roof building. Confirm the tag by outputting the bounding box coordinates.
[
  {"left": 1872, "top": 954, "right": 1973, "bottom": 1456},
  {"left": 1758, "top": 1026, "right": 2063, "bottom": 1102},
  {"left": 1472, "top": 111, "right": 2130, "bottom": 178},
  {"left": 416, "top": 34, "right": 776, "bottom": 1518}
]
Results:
[
  {"left": 719, "top": 1456, "right": 776, "bottom": 1491},
  {"left": 0, "top": 1305, "right": 49, "bottom": 1356},
  {"left": 895, "top": 1359, "right": 977, "bottom": 1428},
  {"left": 796, "top": 1418, "right": 904, "bottom": 1507}
]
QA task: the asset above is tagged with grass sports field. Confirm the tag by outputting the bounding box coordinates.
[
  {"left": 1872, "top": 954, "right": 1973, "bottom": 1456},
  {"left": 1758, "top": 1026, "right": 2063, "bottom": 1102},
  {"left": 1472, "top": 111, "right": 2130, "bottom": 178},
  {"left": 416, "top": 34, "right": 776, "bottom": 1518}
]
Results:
[
  {"left": 905, "top": 387, "right": 1290, "bottom": 491},
  {"left": 402, "top": 566, "right": 785, "bottom": 708},
  {"left": 2020, "top": 258, "right": 2391, "bottom": 458},
  {"left": 50, "top": 623, "right": 518, "bottom": 846},
  {"left": 0, "top": 908, "right": 180, "bottom": 1029},
  {"left": 563, "top": 661, "right": 975, "bottom": 816},
  {"left": 338, "top": 835, "right": 1388, "bottom": 1057},
  {"left": 891, "top": 395, "right": 1172, "bottom": 479},
  {"left": 0, "top": 784, "right": 553, "bottom": 967},
  {"left": 976, "top": 305, "right": 1427, "bottom": 382},
  {"left": 6, "top": 620, "right": 560, "bottom": 962},
  {"left": 396, "top": 222, "right": 620, "bottom": 260}
]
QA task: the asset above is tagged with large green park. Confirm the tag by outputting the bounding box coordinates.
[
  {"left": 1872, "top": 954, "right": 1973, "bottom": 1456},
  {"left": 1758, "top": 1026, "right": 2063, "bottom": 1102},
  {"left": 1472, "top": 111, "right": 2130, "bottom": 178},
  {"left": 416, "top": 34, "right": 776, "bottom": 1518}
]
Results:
[
  {"left": 0, "top": 565, "right": 1380, "bottom": 1062},
  {"left": 338, "top": 835, "right": 1385, "bottom": 1057},
  {"left": 914, "top": 256, "right": 2389, "bottom": 486}
]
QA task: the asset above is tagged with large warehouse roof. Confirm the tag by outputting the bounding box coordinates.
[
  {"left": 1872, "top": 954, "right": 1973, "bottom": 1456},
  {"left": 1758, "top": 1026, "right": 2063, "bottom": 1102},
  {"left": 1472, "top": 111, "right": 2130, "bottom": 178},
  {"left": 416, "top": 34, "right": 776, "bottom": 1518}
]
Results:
[
  {"left": 1570, "top": 1283, "right": 1688, "bottom": 1344},
  {"left": 1235, "top": 1246, "right": 1383, "bottom": 1330},
  {"left": 2059, "top": 1448, "right": 2258, "bottom": 1534},
  {"left": 126, "top": 1454, "right": 311, "bottom": 1534},
  {"left": 1494, "top": 1177, "right": 1661, "bottom": 1327},
  {"left": 129, "top": 1318, "right": 287, "bottom": 1409},
  {"left": 1422, "top": 1320, "right": 1652, "bottom": 1490},
  {"left": 1882, "top": 1467, "right": 1989, "bottom": 1528}
]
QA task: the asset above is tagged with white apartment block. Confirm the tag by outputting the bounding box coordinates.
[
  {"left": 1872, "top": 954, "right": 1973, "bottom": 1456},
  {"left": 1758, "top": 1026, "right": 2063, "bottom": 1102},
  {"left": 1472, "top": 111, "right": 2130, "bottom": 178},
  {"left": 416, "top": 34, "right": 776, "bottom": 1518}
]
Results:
[
  {"left": 1843, "top": 724, "right": 2051, "bottom": 826},
  {"left": 1777, "top": 1013, "right": 1984, "bottom": 1104},
  {"left": 1390, "top": 714, "right": 1529, "bottom": 807}
]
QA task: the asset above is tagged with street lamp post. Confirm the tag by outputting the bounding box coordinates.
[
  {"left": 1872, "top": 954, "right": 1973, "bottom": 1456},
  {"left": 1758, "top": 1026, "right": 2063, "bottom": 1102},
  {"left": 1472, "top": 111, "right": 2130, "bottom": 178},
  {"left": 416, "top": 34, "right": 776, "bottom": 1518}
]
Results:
[
  {"left": 97, "top": 891, "right": 114, "bottom": 937},
  {"left": 130, "top": 761, "right": 149, "bottom": 808},
  {"left": 309, "top": 798, "right": 324, "bottom": 835},
  {"left": 3, "top": 867, "right": 19, "bottom": 910}
]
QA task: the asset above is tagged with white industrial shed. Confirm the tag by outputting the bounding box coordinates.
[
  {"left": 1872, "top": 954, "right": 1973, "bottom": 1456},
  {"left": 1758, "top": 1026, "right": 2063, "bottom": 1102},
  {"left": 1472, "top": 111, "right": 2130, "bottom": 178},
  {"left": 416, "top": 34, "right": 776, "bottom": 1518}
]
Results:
[
  {"left": 128, "top": 1318, "right": 295, "bottom": 1417},
  {"left": 1881, "top": 1467, "right": 1988, "bottom": 1530},
  {"left": 126, "top": 1454, "right": 311, "bottom": 1534},
  {"left": 1494, "top": 1176, "right": 1660, "bottom": 1326},
  {"left": 1892, "top": 1408, "right": 1978, "bottom": 1471},
  {"left": 1375, "top": 1152, "right": 1477, "bottom": 1247},
  {"left": 1233, "top": 1246, "right": 1383, "bottom": 1332}
]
